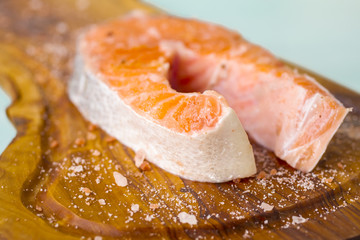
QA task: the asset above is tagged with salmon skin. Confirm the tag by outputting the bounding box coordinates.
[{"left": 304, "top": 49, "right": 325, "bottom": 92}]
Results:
[{"left": 68, "top": 14, "right": 349, "bottom": 182}]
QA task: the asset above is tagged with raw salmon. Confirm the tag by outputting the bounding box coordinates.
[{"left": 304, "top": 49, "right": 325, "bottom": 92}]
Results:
[{"left": 68, "top": 14, "right": 348, "bottom": 182}]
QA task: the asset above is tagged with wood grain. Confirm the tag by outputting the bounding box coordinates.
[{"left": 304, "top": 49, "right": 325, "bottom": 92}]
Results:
[{"left": 0, "top": 0, "right": 359, "bottom": 239}]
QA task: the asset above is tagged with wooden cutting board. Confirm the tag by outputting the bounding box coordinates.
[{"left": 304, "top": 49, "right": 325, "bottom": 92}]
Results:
[{"left": 0, "top": 0, "right": 359, "bottom": 239}]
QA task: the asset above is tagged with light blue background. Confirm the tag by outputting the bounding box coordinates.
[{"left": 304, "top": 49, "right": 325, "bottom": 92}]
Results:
[
  {"left": 0, "top": 88, "right": 15, "bottom": 153},
  {"left": 1, "top": 0, "right": 359, "bottom": 153}
]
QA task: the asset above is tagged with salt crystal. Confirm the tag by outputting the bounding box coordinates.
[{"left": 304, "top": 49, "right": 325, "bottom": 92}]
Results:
[
  {"left": 134, "top": 149, "right": 146, "bottom": 167},
  {"left": 95, "top": 178, "right": 101, "bottom": 184},
  {"left": 73, "top": 157, "right": 81, "bottom": 164},
  {"left": 94, "top": 236, "right": 102, "bottom": 240},
  {"left": 145, "top": 214, "right": 154, "bottom": 222},
  {"left": 178, "top": 212, "right": 197, "bottom": 225},
  {"left": 80, "top": 187, "right": 91, "bottom": 196},
  {"left": 260, "top": 202, "right": 274, "bottom": 212},
  {"left": 92, "top": 149, "right": 101, "bottom": 156},
  {"left": 113, "top": 172, "right": 128, "bottom": 187},
  {"left": 98, "top": 199, "right": 106, "bottom": 206},
  {"left": 243, "top": 230, "right": 252, "bottom": 239},
  {"left": 150, "top": 203, "right": 159, "bottom": 209},
  {"left": 71, "top": 165, "right": 83, "bottom": 173},
  {"left": 131, "top": 203, "right": 139, "bottom": 213},
  {"left": 292, "top": 215, "right": 307, "bottom": 224}
]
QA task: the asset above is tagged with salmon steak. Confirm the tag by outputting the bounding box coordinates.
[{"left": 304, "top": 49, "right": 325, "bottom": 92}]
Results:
[{"left": 68, "top": 14, "right": 349, "bottom": 182}]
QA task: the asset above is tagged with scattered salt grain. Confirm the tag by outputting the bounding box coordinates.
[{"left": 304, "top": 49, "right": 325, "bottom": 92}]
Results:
[
  {"left": 80, "top": 187, "right": 92, "bottom": 196},
  {"left": 74, "top": 157, "right": 81, "bottom": 164},
  {"left": 131, "top": 203, "right": 139, "bottom": 213},
  {"left": 292, "top": 215, "right": 307, "bottom": 224},
  {"left": 94, "top": 165, "right": 100, "bottom": 171},
  {"left": 98, "top": 199, "right": 106, "bottom": 206},
  {"left": 178, "top": 212, "right": 197, "bottom": 225},
  {"left": 145, "top": 214, "right": 154, "bottom": 222},
  {"left": 113, "top": 171, "right": 128, "bottom": 187},
  {"left": 260, "top": 202, "right": 274, "bottom": 212},
  {"left": 94, "top": 236, "right": 102, "bottom": 240},
  {"left": 243, "top": 229, "right": 252, "bottom": 239},
  {"left": 92, "top": 149, "right": 101, "bottom": 156},
  {"left": 150, "top": 203, "right": 159, "bottom": 210},
  {"left": 35, "top": 205, "right": 42, "bottom": 212},
  {"left": 134, "top": 149, "right": 146, "bottom": 167},
  {"left": 71, "top": 165, "right": 83, "bottom": 173},
  {"left": 95, "top": 177, "right": 101, "bottom": 184}
]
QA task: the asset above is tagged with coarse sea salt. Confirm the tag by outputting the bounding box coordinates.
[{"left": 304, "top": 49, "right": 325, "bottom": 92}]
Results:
[
  {"left": 113, "top": 171, "right": 128, "bottom": 187},
  {"left": 260, "top": 202, "right": 274, "bottom": 212},
  {"left": 131, "top": 203, "right": 139, "bottom": 213},
  {"left": 292, "top": 215, "right": 307, "bottom": 224},
  {"left": 98, "top": 199, "right": 106, "bottom": 206},
  {"left": 70, "top": 165, "right": 83, "bottom": 173},
  {"left": 134, "top": 149, "right": 146, "bottom": 167},
  {"left": 178, "top": 212, "right": 197, "bottom": 225}
]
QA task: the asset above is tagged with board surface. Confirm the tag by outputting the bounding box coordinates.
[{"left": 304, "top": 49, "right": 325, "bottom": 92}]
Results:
[{"left": 0, "top": 0, "right": 360, "bottom": 239}]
